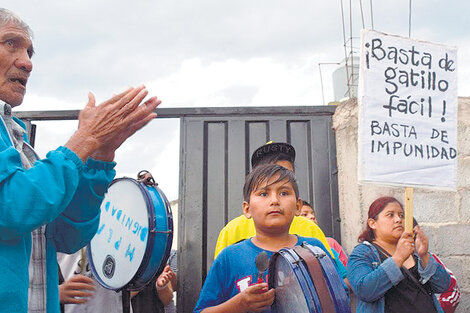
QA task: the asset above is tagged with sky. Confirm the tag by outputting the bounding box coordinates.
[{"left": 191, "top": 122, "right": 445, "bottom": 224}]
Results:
[{"left": 3, "top": 0, "right": 470, "bottom": 201}]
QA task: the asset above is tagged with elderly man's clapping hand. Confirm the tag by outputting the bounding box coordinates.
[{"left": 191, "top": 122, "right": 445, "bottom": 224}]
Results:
[{"left": 65, "top": 85, "right": 160, "bottom": 162}]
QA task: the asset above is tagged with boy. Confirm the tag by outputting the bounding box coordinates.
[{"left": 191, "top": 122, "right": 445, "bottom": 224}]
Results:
[
  {"left": 214, "top": 141, "right": 332, "bottom": 258},
  {"left": 300, "top": 200, "right": 348, "bottom": 267},
  {"left": 194, "top": 164, "right": 345, "bottom": 313},
  {"left": 300, "top": 200, "right": 317, "bottom": 224}
]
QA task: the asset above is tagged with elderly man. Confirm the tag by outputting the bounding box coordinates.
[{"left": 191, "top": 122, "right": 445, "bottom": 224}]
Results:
[{"left": 0, "top": 8, "right": 160, "bottom": 313}]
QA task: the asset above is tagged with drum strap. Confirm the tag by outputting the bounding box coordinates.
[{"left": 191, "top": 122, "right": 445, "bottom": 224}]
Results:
[{"left": 293, "top": 246, "right": 336, "bottom": 313}]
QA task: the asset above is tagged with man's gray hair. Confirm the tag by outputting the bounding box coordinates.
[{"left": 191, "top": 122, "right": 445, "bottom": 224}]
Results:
[{"left": 0, "top": 8, "right": 33, "bottom": 38}]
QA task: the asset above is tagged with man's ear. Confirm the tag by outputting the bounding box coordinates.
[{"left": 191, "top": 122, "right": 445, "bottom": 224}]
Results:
[
  {"left": 242, "top": 201, "right": 252, "bottom": 219},
  {"left": 295, "top": 198, "right": 302, "bottom": 216}
]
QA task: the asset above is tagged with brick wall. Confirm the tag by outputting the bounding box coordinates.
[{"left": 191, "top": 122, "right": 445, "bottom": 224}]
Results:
[{"left": 333, "top": 97, "right": 470, "bottom": 312}]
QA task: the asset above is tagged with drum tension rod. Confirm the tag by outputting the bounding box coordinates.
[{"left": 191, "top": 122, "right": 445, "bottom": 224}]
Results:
[{"left": 150, "top": 230, "right": 173, "bottom": 234}]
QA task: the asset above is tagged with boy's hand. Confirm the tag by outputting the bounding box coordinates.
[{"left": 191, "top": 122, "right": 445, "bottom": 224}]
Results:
[{"left": 237, "top": 283, "right": 275, "bottom": 312}]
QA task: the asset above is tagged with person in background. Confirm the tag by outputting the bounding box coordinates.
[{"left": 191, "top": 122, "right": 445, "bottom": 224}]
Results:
[
  {"left": 131, "top": 271, "right": 168, "bottom": 313},
  {"left": 214, "top": 141, "right": 333, "bottom": 259},
  {"left": 60, "top": 257, "right": 177, "bottom": 313},
  {"left": 299, "top": 200, "right": 317, "bottom": 223},
  {"left": 347, "top": 196, "right": 451, "bottom": 313},
  {"left": 60, "top": 256, "right": 176, "bottom": 313},
  {"left": 156, "top": 265, "right": 177, "bottom": 312},
  {"left": 300, "top": 200, "right": 348, "bottom": 267},
  {"left": 413, "top": 219, "right": 460, "bottom": 313},
  {"left": 431, "top": 254, "right": 460, "bottom": 313},
  {"left": 58, "top": 250, "right": 124, "bottom": 313},
  {"left": 0, "top": 8, "right": 159, "bottom": 313},
  {"left": 163, "top": 250, "right": 178, "bottom": 313}
]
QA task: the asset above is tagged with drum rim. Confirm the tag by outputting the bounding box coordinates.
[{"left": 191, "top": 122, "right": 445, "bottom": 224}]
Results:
[
  {"left": 154, "top": 185, "right": 173, "bottom": 275},
  {"left": 123, "top": 178, "right": 158, "bottom": 291},
  {"left": 127, "top": 183, "right": 174, "bottom": 290},
  {"left": 87, "top": 177, "right": 172, "bottom": 291}
]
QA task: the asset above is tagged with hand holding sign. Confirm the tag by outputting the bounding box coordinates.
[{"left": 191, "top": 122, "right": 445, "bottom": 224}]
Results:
[
  {"left": 413, "top": 225, "right": 430, "bottom": 267},
  {"left": 392, "top": 231, "right": 415, "bottom": 267}
]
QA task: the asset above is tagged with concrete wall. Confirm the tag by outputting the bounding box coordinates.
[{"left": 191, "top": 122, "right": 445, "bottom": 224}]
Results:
[
  {"left": 170, "top": 200, "right": 179, "bottom": 251},
  {"left": 333, "top": 97, "right": 470, "bottom": 312}
]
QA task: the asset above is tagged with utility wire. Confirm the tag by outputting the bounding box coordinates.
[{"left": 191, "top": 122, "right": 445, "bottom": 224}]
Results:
[
  {"left": 370, "top": 0, "right": 374, "bottom": 29},
  {"left": 318, "top": 62, "right": 341, "bottom": 106},
  {"left": 408, "top": 0, "right": 412, "bottom": 37},
  {"left": 359, "top": 0, "right": 366, "bottom": 29},
  {"left": 348, "top": 0, "right": 354, "bottom": 97},
  {"left": 339, "top": 0, "right": 351, "bottom": 98}
]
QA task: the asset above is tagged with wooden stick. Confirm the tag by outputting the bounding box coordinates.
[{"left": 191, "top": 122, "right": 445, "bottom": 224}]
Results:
[
  {"left": 80, "top": 248, "right": 86, "bottom": 274},
  {"left": 405, "top": 187, "right": 414, "bottom": 233}
]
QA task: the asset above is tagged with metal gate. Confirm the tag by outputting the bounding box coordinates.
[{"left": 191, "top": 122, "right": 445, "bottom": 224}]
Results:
[
  {"left": 17, "top": 105, "right": 339, "bottom": 313},
  {"left": 177, "top": 106, "right": 339, "bottom": 312}
]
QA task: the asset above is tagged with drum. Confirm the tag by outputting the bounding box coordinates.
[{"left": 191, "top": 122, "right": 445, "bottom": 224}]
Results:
[
  {"left": 268, "top": 242, "right": 351, "bottom": 313},
  {"left": 87, "top": 177, "right": 173, "bottom": 291},
  {"left": 269, "top": 246, "right": 322, "bottom": 313}
]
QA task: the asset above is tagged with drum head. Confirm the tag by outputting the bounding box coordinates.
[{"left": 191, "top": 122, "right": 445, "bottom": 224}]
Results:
[
  {"left": 88, "top": 178, "right": 171, "bottom": 290},
  {"left": 269, "top": 249, "right": 320, "bottom": 313}
]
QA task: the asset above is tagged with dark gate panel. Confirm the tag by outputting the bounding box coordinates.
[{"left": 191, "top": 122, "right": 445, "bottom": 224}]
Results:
[
  {"left": 178, "top": 106, "right": 339, "bottom": 313},
  {"left": 15, "top": 106, "right": 339, "bottom": 313}
]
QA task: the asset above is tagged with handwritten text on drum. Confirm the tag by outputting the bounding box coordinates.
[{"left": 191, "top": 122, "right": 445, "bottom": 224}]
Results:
[{"left": 96, "top": 201, "right": 149, "bottom": 262}]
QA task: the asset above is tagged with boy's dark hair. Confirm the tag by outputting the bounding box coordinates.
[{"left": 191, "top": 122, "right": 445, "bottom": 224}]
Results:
[
  {"left": 243, "top": 164, "right": 299, "bottom": 202},
  {"left": 254, "top": 152, "right": 295, "bottom": 171},
  {"left": 301, "top": 200, "right": 314, "bottom": 213}
]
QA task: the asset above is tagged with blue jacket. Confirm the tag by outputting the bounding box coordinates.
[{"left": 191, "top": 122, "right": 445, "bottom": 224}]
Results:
[
  {"left": 0, "top": 115, "right": 116, "bottom": 313},
  {"left": 347, "top": 241, "right": 451, "bottom": 313}
]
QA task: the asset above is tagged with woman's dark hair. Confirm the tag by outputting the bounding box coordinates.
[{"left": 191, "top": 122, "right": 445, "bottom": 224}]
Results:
[
  {"left": 358, "top": 196, "right": 403, "bottom": 243},
  {"left": 243, "top": 164, "right": 299, "bottom": 202}
]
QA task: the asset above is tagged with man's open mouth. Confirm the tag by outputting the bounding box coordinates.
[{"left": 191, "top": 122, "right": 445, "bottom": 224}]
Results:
[{"left": 10, "top": 78, "right": 27, "bottom": 87}]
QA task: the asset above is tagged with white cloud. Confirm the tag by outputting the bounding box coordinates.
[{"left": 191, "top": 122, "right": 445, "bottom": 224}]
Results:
[
  {"left": 29, "top": 116, "right": 181, "bottom": 201},
  {"left": 113, "top": 119, "right": 180, "bottom": 201},
  {"left": 148, "top": 55, "right": 335, "bottom": 108},
  {"left": 5, "top": 0, "right": 470, "bottom": 202}
]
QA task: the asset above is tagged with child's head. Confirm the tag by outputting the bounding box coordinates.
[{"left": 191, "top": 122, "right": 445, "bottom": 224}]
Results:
[
  {"left": 242, "top": 164, "right": 301, "bottom": 233},
  {"left": 300, "top": 200, "right": 317, "bottom": 224},
  {"left": 251, "top": 142, "right": 296, "bottom": 172},
  {"left": 243, "top": 164, "right": 299, "bottom": 202}
]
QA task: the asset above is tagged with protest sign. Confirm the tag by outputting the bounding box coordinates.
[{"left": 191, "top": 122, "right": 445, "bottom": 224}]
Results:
[{"left": 358, "top": 30, "right": 458, "bottom": 189}]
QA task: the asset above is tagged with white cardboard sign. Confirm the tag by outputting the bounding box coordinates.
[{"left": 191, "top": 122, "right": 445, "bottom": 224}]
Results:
[{"left": 358, "top": 30, "right": 458, "bottom": 189}]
